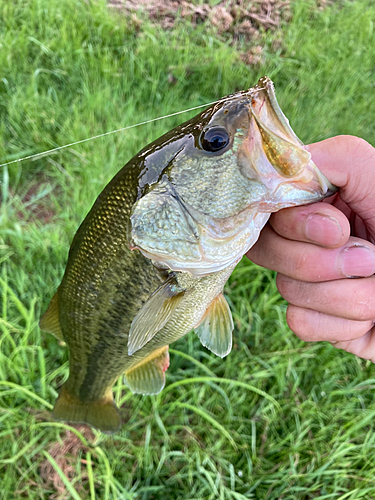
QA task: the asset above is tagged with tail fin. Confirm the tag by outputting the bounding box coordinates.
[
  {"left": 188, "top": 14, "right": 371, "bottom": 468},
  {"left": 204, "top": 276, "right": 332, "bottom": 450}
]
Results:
[{"left": 52, "top": 386, "right": 121, "bottom": 434}]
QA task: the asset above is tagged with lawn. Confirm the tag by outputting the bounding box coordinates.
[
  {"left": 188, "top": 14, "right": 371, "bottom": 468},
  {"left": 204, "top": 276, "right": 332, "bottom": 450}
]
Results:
[{"left": 1, "top": 0, "right": 375, "bottom": 498}]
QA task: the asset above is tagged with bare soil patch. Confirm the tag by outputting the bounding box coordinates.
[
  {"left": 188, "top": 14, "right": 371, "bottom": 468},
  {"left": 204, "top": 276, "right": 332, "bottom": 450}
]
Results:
[
  {"left": 39, "top": 426, "right": 95, "bottom": 499},
  {"left": 109, "top": 0, "right": 293, "bottom": 65}
]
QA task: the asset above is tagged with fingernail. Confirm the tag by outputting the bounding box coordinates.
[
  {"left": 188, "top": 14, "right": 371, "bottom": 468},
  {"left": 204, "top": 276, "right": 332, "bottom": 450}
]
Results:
[
  {"left": 339, "top": 245, "right": 375, "bottom": 278},
  {"left": 304, "top": 213, "right": 342, "bottom": 246}
]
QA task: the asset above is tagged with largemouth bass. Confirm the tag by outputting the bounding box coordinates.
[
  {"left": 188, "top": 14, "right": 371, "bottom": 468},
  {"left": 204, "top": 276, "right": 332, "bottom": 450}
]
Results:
[{"left": 40, "top": 77, "right": 336, "bottom": 433}]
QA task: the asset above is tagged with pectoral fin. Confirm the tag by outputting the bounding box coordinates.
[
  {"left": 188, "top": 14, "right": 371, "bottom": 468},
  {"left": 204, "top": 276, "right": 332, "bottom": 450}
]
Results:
[
  {"left": 39, "top": 292, "right": 64, "bottom": 342},
  {"left": 125, "top": 346, "right": 169, "bottom": 395},
  {"left": 128, "top": 276, "right": 185, "bottom": 355},
  {"left": 194, "top": 293, "right": 233, "bottom": 358}
]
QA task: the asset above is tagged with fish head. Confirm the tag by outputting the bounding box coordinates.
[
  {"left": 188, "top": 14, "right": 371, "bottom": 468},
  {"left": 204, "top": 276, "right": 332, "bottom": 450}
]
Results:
[
  {"left": 130, "top": 77, "right": 337, "bottom": 276},
  {"left": 166, "top": 76, "right": 336, "bottom": 215}
]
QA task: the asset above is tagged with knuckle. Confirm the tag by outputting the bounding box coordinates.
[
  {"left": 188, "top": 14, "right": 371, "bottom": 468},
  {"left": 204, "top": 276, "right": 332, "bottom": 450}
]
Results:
[
  {"left": 341, "top": 136, "right": 375, "bottom": 174},
  {"left": 293, "top": 249, "right": 314, "bottom": 281},
  {"left": 275, "top": 273, "right": 292, "bottom": 298},
  {"left": 286, "top": 305, "right": 311, "bottom": 341},
  {"left": 349, "top": 282, "right": 375, "bottom": 321},
  {"left": 337, "top": 135, "right": 374, "bottom": 158},
  {"left": 276, "top": 274, "right": 309, "bottom": 305},
  {"left": 353, "top": 298, "right": 375, "bottom": 322}
]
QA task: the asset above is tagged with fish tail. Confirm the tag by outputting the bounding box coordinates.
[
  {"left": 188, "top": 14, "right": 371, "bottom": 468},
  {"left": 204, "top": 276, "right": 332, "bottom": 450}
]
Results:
[{"left": 52, "top": 385, "right": 121, "bottom": 434}]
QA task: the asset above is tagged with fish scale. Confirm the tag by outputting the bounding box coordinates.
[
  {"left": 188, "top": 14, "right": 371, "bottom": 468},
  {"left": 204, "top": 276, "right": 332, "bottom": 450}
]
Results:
[{"left": 40, "top": 77, "right": 337, "bottom": 433}]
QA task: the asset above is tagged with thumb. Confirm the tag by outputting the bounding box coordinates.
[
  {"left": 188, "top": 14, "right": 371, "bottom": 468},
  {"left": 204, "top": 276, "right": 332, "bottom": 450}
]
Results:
[{"left": 308, "top": 135, "right": 375, "bottom": 240}]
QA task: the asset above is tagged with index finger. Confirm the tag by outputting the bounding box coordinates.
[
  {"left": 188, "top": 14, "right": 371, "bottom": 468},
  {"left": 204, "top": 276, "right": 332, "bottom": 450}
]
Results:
[
  {"left": 308, "top": 136, "right": 375, "bottom": 240},
  {"left": 268, "top": 135, "right": 375, "bottom": 248},
  {"left": 269, "top": 202, "right": 350, "bottom": 248}
]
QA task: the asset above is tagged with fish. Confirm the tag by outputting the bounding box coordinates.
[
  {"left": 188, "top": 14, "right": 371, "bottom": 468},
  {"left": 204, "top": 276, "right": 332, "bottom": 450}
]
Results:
[{"left": 39, "top": 77, "right": 337, "bottom": 433}]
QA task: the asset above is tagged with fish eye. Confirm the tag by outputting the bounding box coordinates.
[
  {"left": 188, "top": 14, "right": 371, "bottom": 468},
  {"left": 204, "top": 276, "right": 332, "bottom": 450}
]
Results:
[{"left": 200, "top": 127, "right": 230, "bottom": 152}]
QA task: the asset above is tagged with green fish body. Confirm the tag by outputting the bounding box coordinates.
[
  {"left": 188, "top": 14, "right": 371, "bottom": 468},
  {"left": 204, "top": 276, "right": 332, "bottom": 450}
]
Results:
[{"left": 40, "top": 77, "right": 336, "bottom": 433}]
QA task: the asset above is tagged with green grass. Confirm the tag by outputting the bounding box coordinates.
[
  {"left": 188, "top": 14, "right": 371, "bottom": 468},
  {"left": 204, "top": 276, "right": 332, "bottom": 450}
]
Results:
[{"left": 1, "top": 0, "right": 375, "bottom": 498}]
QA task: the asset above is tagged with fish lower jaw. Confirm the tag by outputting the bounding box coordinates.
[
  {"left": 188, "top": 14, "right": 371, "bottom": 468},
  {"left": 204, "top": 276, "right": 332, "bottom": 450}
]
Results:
[{"left": 258, "top": 181, "right": 335, "bottom": 212}]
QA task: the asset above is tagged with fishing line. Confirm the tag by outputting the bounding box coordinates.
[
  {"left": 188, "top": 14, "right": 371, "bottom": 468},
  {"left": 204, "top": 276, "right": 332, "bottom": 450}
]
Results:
[{"left": 0, "top": 101, "right": 217, "bottom": 168}]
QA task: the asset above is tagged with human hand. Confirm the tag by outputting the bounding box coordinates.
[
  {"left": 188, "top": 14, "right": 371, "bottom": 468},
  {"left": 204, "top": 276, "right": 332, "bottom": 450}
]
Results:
[{"left": 247, "top": 135, "right": 375, "bottom": 361}]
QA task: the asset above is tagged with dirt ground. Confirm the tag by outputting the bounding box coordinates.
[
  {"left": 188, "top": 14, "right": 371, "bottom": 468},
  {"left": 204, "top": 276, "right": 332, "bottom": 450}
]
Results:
[{"left": 108, "top": 0, "right": 293, "bottom": 65}]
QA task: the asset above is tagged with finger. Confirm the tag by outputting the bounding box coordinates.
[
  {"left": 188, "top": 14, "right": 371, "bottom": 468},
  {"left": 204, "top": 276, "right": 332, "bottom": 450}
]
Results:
[
  {"left": 247, "top": 227, "right": 375, "bottom": 281},
  {"left": 277, "top": 274, "right": 375, "bottom": 321},
  {"left": 308, "top": 136, "right": 375, "bottom": 241},
  {"left": 286, "top": 305, "right": 373, "bottom": 342},
  {"left": 269, "top": 202, "right": 350, "bottom": 248},
  {"left": 333, "top": 328, "right": 375, "bottom": 363}
]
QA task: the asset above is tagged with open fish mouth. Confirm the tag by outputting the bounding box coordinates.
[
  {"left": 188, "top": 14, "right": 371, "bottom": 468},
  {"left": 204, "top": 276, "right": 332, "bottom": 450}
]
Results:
[{"left": 242, "top": 76, "right": 338, "bottom": 210}]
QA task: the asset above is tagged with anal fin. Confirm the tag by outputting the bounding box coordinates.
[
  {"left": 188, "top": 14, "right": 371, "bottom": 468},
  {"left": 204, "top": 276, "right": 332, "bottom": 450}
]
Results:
[
  {"left": 39, "top": 292, "right": 64, "bottom": 341},
  {"left": 194, "top": 293, "right": 233, "bottom": 358},
  {"left": 53, "top": 385, "right": 121, "bottom": 434},
  {"left": 125, "top": 346, "right": 169, "bottom": 395}
]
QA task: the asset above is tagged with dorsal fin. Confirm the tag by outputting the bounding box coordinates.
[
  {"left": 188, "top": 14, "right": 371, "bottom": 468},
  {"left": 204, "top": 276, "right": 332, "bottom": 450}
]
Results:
[
  {"left": 194, "top": 293, "right": 233, "bottom": 358},
  {"left": 39, "top": 292, "right": 64, "bottom": 341}
]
